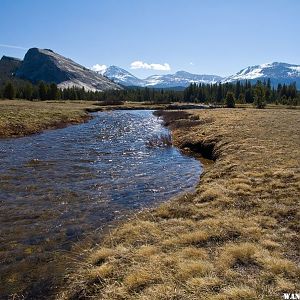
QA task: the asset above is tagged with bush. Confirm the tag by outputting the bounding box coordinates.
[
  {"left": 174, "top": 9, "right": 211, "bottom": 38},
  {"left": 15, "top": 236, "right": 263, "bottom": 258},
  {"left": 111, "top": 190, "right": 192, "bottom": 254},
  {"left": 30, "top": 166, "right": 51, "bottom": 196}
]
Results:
[
  {"left": 254, "top": 98, "right": 266, "bottom": 109},
  {"left": 3, "top": 82, "right": 15, "bottom": 99},
  {"left": 254, "top": 84, "right": 266, "bottom": 109},
  {"left": 225, "top": 92, "right": 235, "bottom": 108}
]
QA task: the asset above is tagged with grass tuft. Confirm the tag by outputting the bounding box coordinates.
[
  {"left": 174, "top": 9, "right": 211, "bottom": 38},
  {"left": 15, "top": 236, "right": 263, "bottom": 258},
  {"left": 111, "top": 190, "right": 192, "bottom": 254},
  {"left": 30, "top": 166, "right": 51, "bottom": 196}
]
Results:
[
  {"left": 123, "top": 268, "right": 161, "bottom": 292},
  {"left": 177, "top": 260, "right": 214, "bottom": 280},
  {"left": 218, "top": 243, "right": 262, "bottom": 269}
]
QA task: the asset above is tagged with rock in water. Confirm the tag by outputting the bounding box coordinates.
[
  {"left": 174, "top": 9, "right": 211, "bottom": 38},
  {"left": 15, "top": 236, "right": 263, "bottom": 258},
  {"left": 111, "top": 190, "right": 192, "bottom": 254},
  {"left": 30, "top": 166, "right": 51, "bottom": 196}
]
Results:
[{"left": 15, "top": 48, "right": 121, "bottom": 91}]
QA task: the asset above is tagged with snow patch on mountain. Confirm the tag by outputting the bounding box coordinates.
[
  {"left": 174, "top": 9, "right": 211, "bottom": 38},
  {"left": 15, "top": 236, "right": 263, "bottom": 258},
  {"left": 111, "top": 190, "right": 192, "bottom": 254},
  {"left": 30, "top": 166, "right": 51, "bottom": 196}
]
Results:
[
  {"left": 95, "top": 62, "right": 300, "bottom": 89},
  {"left": 101, "top": 66, "right": 224, "bottom": 88},
  {"left": 101, "top": 66, "right": 145, "bottom": 87},
  {"left": 222, "top": 62, "right": 300, "bottom": 87}
]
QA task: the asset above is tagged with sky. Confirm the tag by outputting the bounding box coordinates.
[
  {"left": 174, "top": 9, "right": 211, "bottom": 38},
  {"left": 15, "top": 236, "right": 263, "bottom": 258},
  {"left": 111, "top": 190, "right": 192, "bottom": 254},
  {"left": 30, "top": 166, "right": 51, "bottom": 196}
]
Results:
[{"left": 0, "top": 0, "right": 299, "bottom": 78}]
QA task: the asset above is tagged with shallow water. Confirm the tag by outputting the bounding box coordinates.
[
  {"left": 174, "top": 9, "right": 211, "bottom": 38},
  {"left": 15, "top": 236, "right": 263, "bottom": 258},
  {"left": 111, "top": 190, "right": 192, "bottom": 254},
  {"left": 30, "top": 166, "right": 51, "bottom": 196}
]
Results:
[{"left": 0, "top": 110, "right": 201, "bottom": 299}]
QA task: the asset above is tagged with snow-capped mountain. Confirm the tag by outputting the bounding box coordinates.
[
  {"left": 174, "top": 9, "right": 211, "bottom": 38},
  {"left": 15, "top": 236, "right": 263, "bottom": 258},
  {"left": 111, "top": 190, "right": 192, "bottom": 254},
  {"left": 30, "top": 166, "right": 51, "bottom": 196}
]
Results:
[
  {"left": 101, "top": 66, "right": 223, "bottom": 88},
  {"left": 222, "top": 62, "right": 300, "bottom": 87},
  {"left": 145, "top": 71, "right": 223, "bottom": 88},
  {"left": 102, "top": 66, "right": 145, "bottom": 87},
  {"left": 98, "top": 63, "right": 300, "bottom": 89}
]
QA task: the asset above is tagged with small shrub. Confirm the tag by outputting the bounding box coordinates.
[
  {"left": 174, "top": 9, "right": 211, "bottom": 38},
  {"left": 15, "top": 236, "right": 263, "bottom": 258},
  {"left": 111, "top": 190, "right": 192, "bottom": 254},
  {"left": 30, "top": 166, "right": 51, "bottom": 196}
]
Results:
[{"left": 225, "top": 92, "right": 235, "bottom": 108}]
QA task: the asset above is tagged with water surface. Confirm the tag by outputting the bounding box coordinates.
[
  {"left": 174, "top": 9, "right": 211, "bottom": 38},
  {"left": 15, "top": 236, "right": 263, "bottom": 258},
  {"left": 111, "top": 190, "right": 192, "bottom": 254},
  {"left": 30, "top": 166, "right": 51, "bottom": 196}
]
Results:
[{"left": 0, "top": 110, "right": 201, "bottom": 299}]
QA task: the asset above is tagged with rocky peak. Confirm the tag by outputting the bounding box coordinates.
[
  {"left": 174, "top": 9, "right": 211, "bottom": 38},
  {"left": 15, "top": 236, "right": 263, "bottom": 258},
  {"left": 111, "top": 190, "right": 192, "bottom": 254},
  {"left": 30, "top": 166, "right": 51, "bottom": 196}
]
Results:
[{"left": 15, "top": 48, "right": 121, "bottom": 91}]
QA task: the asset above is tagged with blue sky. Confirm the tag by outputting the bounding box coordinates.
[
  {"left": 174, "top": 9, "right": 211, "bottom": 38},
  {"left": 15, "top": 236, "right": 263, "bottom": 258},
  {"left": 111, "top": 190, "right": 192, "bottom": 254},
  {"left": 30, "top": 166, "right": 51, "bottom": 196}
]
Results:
[{"left": 0, "top": 0, "right": 299, "bottom": 78}]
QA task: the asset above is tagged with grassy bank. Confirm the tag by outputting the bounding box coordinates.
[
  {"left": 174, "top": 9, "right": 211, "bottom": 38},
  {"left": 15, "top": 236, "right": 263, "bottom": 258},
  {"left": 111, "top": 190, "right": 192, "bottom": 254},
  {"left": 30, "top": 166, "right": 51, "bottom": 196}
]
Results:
[
  {"left": 59, "top": 108, "right": 300, "bottom": 299},
  {"left": 0, "top": 100, "right": 95, "bottom": 137},
  {"left": 0, "top": 100, "right": 173, "bottom": 138}
]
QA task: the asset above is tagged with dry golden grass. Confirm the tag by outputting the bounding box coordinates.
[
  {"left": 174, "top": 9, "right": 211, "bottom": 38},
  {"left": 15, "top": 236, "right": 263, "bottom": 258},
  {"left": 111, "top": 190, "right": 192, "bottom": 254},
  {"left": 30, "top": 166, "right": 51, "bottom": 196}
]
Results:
[
  {"left": 0, "top": 100, "right": 94, "bottom": 137},
  {"left": 0, "top": 100, "right": 171, "bottom": 138},
  {"left": 58, "top": 108, "right": 300, "bottom": 299}
]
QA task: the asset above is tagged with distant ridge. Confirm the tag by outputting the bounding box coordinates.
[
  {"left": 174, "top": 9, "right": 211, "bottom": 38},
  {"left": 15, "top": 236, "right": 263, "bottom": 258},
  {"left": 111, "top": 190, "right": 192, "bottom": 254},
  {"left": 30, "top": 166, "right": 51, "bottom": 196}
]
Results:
[
  {"left": 101, "top": 63, "right": 300, "bottom": 89},
  {"left": 222, "top": 62, "right": 300, "bottom": 88},
  {"left": 102, "top": 66, "right": 145, "bottom": 87},
  {"left": 101, "top": 66, "right": 223, "bottom": 89}
]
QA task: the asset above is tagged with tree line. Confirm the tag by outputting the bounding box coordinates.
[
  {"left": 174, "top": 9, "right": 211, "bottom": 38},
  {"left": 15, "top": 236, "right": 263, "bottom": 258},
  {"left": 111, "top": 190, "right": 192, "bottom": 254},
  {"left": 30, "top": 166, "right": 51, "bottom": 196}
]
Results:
[
  {"left": 0, "top": 79, "right": 299, "bottom": 107},
  {"left": 0, "top": 81, "right": 183, "bottom": 103},
  {"left": 184, "top": 79, "right": 299, "bottom": 107},
  {"left": 0, "top": 81, "right": 101, "bottom": 101}
]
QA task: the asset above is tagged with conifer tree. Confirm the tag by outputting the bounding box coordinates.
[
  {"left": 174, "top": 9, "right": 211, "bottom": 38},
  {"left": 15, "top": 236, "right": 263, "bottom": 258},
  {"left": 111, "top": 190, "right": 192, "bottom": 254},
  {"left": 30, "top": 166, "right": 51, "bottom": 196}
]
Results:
[
  {"left": 225, "top": 91, "right": 235, "bottom": 108},
  {"left": 24, "top": 83, "right": 33, "bottom": 100},
  {"left": 254, "top": 83, "right": 266, "bottom": 108},
  {"left": 38, "top": 82, "right": 47, "bottom": 100},
  {"left": 238, "top": 93, "right": 245, "bottom": 104},
  {"left": 3, "top": 82, "right": 15, "bottom": 99},
  {"left": 49, "top": 83, "right": 59, "bottom": 100}
]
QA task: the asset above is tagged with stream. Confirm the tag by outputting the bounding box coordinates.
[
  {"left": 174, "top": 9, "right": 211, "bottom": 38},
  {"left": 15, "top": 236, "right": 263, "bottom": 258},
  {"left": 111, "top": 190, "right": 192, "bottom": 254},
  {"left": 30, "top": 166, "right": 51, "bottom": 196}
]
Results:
[{"left": 0, "top": 110, "right": 202, "bottom": 299}]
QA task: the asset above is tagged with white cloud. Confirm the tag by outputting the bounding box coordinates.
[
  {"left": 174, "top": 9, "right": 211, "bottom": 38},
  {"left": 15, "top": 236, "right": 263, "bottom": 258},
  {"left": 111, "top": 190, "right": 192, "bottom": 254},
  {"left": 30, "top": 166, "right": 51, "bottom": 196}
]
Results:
[
  {"left": 91, "top": 64, "right": 107, "bottom": 73},
  {"left": 189, "top": 62, "right": 194, "bottom": 65},
  {"left": 0, "top": 43, "right": 28, "bottom": 50},
  {"left": 130, "top": 60, "right": 171, "bottom": 71}
]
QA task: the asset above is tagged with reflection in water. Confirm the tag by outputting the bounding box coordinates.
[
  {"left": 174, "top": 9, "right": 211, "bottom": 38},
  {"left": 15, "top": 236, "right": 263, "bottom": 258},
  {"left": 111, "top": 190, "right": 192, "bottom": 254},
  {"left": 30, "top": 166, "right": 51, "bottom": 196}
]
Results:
[{"left": 0, "top": 110, "right": 201, "bottom": 299}]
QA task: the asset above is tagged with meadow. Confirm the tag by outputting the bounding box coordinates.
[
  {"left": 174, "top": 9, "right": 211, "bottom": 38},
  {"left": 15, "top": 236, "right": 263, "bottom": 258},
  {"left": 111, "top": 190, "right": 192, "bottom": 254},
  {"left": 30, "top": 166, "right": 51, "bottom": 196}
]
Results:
[
  {"left": 58, "top": 107, "right": 300, "bottom": 299},
  {"left": 0, "top": 100, "right": 95, "bottom": 138}
]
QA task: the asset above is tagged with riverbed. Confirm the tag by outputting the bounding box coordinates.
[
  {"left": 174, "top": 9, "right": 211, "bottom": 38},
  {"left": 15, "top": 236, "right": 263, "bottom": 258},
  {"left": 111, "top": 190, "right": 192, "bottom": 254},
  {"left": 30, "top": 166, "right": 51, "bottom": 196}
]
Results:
[{"left": 0, "top": 110, "right": 201, "bottom": 299}]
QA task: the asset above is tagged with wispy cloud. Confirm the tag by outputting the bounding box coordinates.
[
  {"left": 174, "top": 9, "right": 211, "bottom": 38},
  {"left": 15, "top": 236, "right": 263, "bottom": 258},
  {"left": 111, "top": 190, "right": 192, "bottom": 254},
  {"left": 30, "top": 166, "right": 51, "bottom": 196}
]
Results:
[
  {"left": 0, "top": 43, "right": 28, "bottom": 50},
  {"left": 130, "top": 60, "right": 171, "bottom": 71},
  {"left": 91, "top": 64, "right": 107, "bottom": 73}
]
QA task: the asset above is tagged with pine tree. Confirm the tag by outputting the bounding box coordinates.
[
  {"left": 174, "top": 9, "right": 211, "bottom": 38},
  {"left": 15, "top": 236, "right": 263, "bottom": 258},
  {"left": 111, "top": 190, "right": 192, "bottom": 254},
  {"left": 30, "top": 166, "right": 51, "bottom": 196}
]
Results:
[
  {"left": 49, "top": 83, "right": 59, "bottom": 100},
  {"left": 216, "top": 83, "right": 223, "bottom": 103},
  {"left": 38, "top": 82, "right": 47, "bottom": 100},
  {"left": 225, "top": 91, "right": 235, "bottom": 108},
  {"left": 238, "top": 93, "right": 245, "bottom": 104},
  {"left": 235, "top": 81, "right": 241, "bottom": 99},
  {"left": 254, "top": 83, "right": 266, "bottom": 108},
  {"left": 24, "top": 83, "right": 33, "bottom": 100},
  {"left": 267, "top": 78, "right": 271, "bottom": 90},
  {"left": 3, "top": 82, "right": 15, "bottom": 99}
]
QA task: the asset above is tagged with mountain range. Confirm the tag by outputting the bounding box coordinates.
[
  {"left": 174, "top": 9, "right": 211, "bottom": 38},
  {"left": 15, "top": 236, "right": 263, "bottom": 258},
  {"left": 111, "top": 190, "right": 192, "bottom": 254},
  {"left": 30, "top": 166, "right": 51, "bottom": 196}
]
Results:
[
  {"left": 0, "top": 48, "right": 299, "bottom": 91},
  {"left": 101, "top": 63, "right": 300, "bottom": 89},
  {"left": 100, "top": 66, "right": 222, "bottom": 89}
]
